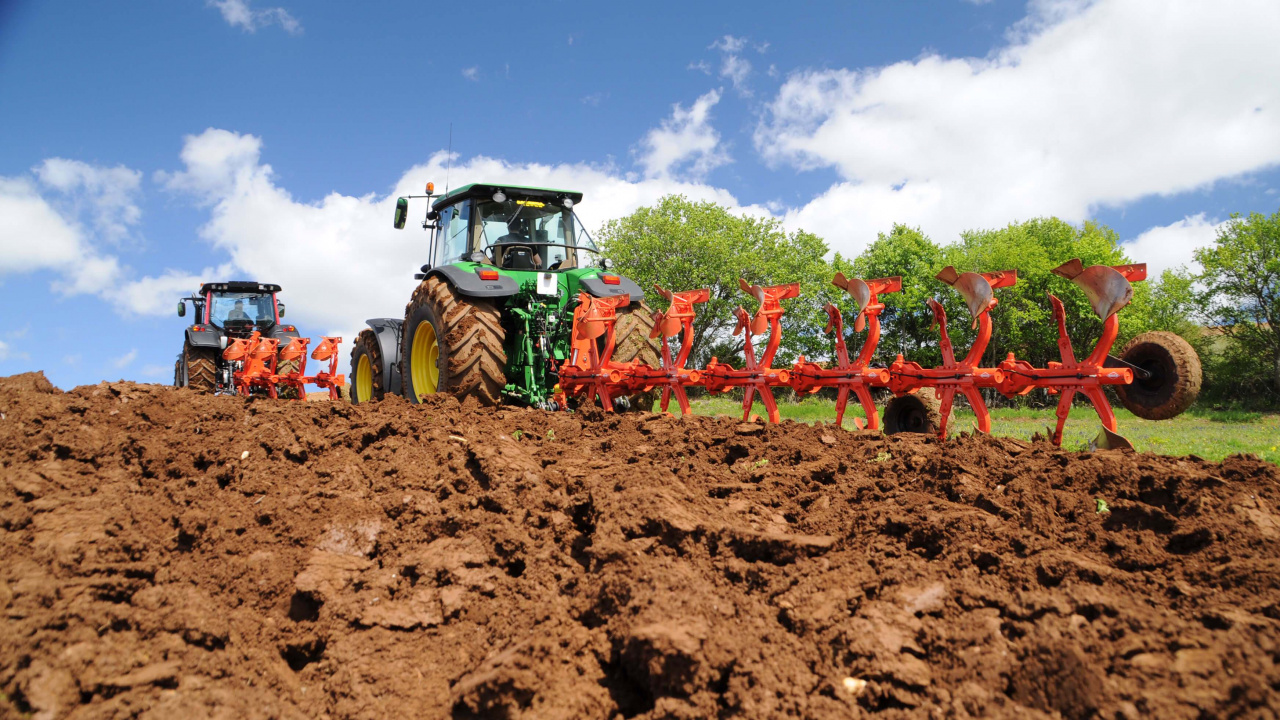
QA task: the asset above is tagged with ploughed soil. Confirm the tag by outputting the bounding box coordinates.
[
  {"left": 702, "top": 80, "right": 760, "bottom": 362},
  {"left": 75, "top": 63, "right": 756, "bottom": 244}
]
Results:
[{"left": 2, "top": 371, "right": 1279, "bottom": 720}]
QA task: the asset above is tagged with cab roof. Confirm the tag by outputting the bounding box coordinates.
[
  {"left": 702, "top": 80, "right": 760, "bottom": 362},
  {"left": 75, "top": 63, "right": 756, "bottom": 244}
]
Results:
[
  {"left": 431, "top": 182, "right": 583, "bottom": 211},
  {"left": 199, "top": 281, "right": 282, "bottom": 295}
]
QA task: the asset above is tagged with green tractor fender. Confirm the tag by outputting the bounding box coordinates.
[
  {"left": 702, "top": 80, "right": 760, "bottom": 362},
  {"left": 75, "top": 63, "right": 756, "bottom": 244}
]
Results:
[
  {"left": 575, "top": 272, "right": 645, "bottom": 301},
  {"left": 421, "top": 264, "right": 520, "bottom": 299}
]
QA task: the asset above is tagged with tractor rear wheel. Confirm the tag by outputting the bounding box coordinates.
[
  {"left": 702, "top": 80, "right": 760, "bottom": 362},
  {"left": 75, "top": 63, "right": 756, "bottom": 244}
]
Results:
[
  {"left": 882, "top": 391, "right": 944, "bottom": 435},
  {"left": 401, "top": 277, "right": 507, "bottom": 406},
  {"left": 184, "top": 342, "right": 218, "bottom": 394},
  {"left": 275, "top": 355, "right": 301, "bottom": 399},
  {"left": 349, "top": 329, "right": 384, "bottom": 404},
  {"left": 609, "top": 301, "right": 662, "bottom": 412},
  {"left": 1116, "top": 331, "right": 1201, "bottom": 420},
  {"left": 173, "top": 357, "right": 182, "bottom": 387}
]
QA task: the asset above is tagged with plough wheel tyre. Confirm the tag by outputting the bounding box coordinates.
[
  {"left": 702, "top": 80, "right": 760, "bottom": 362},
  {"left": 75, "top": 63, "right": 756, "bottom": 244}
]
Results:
[
  {"left": 401, "top": 277, "right": 507, "bottom": 406},
  {"left": 275, "top": 356, "right": 301, "bottom": 399},
  {"left": 1117, "top": 331, "right": 1201, "bottom": 420},
  {"left": 349, "top": 329, "right": 384, "bottom": 404},
  {"left": 184, "top": 342, "right": 218, "bottom": 395},
  {"left": 609, "top": 300, "right": 662, "bottom": 412},
  {"left": 882, "top": 392, "right": 943, "bottom": 435}
]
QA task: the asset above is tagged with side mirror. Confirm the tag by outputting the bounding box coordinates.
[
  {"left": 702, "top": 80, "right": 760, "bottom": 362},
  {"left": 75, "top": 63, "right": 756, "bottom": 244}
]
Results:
[
  {"left": 277, "top": 303, "right": 286, "bottom": 318},
  {"left": 394, "top": 197, "right": 408, "bottom": 229},
  {"left": 177, "top": 301, "right": 186, "bottom": 318}
]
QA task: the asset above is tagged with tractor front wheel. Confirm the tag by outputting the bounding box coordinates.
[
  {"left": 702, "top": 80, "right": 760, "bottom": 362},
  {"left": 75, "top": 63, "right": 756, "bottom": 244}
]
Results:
[
  {"left": 1116, "top": 331, "right": 1201, "bottom": 420},
  {"left": 401, "top": 278, "right": 507, "bottom": 406},
  {"left": 349, "top": 329, "right": 385, "bottom": 404},
  {"left": 882, "top": 391, "right": 944, "bottom": 435},
  {"left": 184, "top": 342, "right": 219, "bottom": 394}
]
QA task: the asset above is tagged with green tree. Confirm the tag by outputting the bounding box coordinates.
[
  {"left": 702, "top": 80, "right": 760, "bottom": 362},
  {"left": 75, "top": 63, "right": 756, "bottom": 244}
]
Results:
[
  {"left": 1194, "top": 209, "right": 1280, "bottom": 400},
  {"left": 597, "top": 195, "right": 836, "bottom": 367}
]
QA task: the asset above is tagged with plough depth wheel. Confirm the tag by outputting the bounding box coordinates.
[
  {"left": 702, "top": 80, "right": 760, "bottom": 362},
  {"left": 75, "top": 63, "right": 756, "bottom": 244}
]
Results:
[
  {"left": 882, "top": 392, "right": 946, "bottom": 435},
  {"left": 1116, "top": 331, "right": 1202, "bottom": 420}
]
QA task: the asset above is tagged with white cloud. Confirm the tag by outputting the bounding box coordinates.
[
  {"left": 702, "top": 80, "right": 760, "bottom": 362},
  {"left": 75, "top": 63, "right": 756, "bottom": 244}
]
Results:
[
  {"left": 153, "top": 128, "right": 764, "bottom": 341},
  {"left": 1123, "top": 213, "right": 1225, "bottom": 278},
  {"left": 209, "top": 0, "right": 301, "bottom": 34},
  {"left": 116, "top": 266, "right": 233, "bottom": 317},
  {"left": 0, "top": 175, "right": 124, "bottom": 295},
  {"left": 461, "top": 66, "right": 480, "bottom": 82},
  {"left": 34, "top": 159, "right": 142, "bottom": 243},
  {"left": 636, "top": 90, "right": 731, "bottom": 180},
  {"left": 688, "top": 60, "right": 712, "bottom": 75},
  {"left": 758, "top": 0, "right": 1280, "bottom": 258},
  {"left": 141, "top": 364, "right": 172, "bottom": 379},
  {"left": 710, "top": 35, "right": 753, "bottom": 96},
  {"left": 112, "top": 349, "right": 138, "bottom": 370},
  {"left": 0, "top": 339, "right": 8, "bottom": 361}
]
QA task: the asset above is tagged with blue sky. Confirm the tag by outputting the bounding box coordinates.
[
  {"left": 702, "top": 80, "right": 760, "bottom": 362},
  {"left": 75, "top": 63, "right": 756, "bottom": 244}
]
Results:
[{"left": 2, "top": 0, "right": 1279, "bottom": 388}]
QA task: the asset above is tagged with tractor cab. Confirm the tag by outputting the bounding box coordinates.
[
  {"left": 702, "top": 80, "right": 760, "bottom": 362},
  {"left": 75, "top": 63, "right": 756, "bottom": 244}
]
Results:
[
  {"left": 193, "top": 282, "right": 284, "bottom": 339},
  {"left": 397, "top": 183, "right": 601, "bottom": 273}
]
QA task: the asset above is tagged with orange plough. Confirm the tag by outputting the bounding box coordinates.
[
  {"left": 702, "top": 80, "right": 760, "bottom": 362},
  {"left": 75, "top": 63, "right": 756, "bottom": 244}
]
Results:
[
  {"left": 222, "top": 332, "right": 345, "bottom": 400},
  {"left": 556, "top": 257, "right": 1181, "bottom": 447}
]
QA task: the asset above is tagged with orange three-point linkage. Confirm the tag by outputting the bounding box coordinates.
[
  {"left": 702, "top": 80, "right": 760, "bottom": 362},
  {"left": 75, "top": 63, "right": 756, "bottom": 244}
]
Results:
[
  {"left": 790, "top": 274, "right": 901, "bottom": 430},
  {"left": 889, "top": 267, "right": 1017, "bottom": 439},
  {"left": 637, "top": 284, "right": 709, "bottom": 415},
  {"left": 558, "top": 292, "right": 651, "bottom": 412},
  {"left": 223, "top": 331, "right": 282, "bottom": 398},
  {"left": 998, "top": 260, "right": 1147, "bottom": 446},
  {"left": 703, "top": 279, "right": 800, "bottom": 423},
  {"left": 305, "top": 336, "right": 347, "bottom": 400}
]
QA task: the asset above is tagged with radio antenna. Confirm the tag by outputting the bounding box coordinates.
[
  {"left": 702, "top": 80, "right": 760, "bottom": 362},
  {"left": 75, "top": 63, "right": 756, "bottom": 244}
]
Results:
[{"left": 444, "top": 123, "right": 453, "bottom": 196}]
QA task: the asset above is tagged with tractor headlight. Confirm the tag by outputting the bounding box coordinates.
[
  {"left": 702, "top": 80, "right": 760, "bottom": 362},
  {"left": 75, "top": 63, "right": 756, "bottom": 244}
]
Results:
[{"left": 493, "top": 191, "right": 507, "bottom": 203}]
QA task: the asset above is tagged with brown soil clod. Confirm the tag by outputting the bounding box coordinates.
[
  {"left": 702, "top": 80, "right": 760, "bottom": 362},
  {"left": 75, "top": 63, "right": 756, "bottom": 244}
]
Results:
[{"left": 0, "top": 371, "right": 1278, "bottom": 718}]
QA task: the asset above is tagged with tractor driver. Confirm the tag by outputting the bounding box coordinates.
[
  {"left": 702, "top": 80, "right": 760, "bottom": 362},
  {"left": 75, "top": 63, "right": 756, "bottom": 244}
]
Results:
[
  {"left": 495, "top": 217, "right": 543, "bottom": 269},
  {"left": 226, "top": 299, "right": 252, "bottom": 323}
]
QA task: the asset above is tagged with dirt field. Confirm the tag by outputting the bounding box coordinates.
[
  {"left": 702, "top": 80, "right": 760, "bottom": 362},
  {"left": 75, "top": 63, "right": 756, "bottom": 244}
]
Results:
[{"left": 2, "top": 371, "right": 1279, "bottom": 719}]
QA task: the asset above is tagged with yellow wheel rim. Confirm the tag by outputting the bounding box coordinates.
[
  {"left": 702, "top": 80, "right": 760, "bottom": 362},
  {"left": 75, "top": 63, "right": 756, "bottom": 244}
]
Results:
[
  {"left": 410, "top": 319, "right": 440, "bottom": 400},
  {"left": 356, "top": 354, "right": 373, "bottom": 401}
]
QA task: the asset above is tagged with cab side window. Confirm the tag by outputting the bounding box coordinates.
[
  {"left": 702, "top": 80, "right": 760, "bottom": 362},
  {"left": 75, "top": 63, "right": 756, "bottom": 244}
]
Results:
[{"left": 436, "top": 202, "right": 471, "bottom": 264}]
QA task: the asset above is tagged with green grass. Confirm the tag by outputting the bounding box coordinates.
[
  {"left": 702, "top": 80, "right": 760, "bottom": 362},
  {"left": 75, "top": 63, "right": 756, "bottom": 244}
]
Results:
[{"left": 681, "top": 395, "right": 1280, "bottom": 463}]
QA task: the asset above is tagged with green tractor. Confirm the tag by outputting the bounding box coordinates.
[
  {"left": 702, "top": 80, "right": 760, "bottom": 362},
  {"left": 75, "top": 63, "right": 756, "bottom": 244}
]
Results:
[{"left": 349, "top": 182, "right": 659, "bottom": 410}]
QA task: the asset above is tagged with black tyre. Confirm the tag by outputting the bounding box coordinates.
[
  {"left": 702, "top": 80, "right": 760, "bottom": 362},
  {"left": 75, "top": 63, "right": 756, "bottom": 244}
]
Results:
[
  {"left": 401, "top": 277, "right": 507, "bottom": 405},
  {"left": 173, "top": 357, "right": 182, "bottom": 387},
  {"left": 1116, "top": 331, "right": 1201, "bottom": 420},
  {"left": 349, "top": 329, "right": 385, "bottom": 404},
  {"left": 882, "top": 391, "right": 943, "bottom": 435},
  {"left": 610, "top": 301, "right": 662, "bottom": 412},
  {"left": 184, "top": 342, "right": 219, "bottom": 395},
  {"left": 275, "top": 356, "right": 301, "bottom": 399}
]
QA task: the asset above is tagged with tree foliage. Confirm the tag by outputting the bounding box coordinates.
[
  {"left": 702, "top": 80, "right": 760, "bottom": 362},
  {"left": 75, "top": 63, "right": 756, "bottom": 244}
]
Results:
[
  {"left": 1194, "top": 209, "right": 1280, "bottom": 400},
  {"left": 597, "top": 195, "right": 837, "bottom": 367}
]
